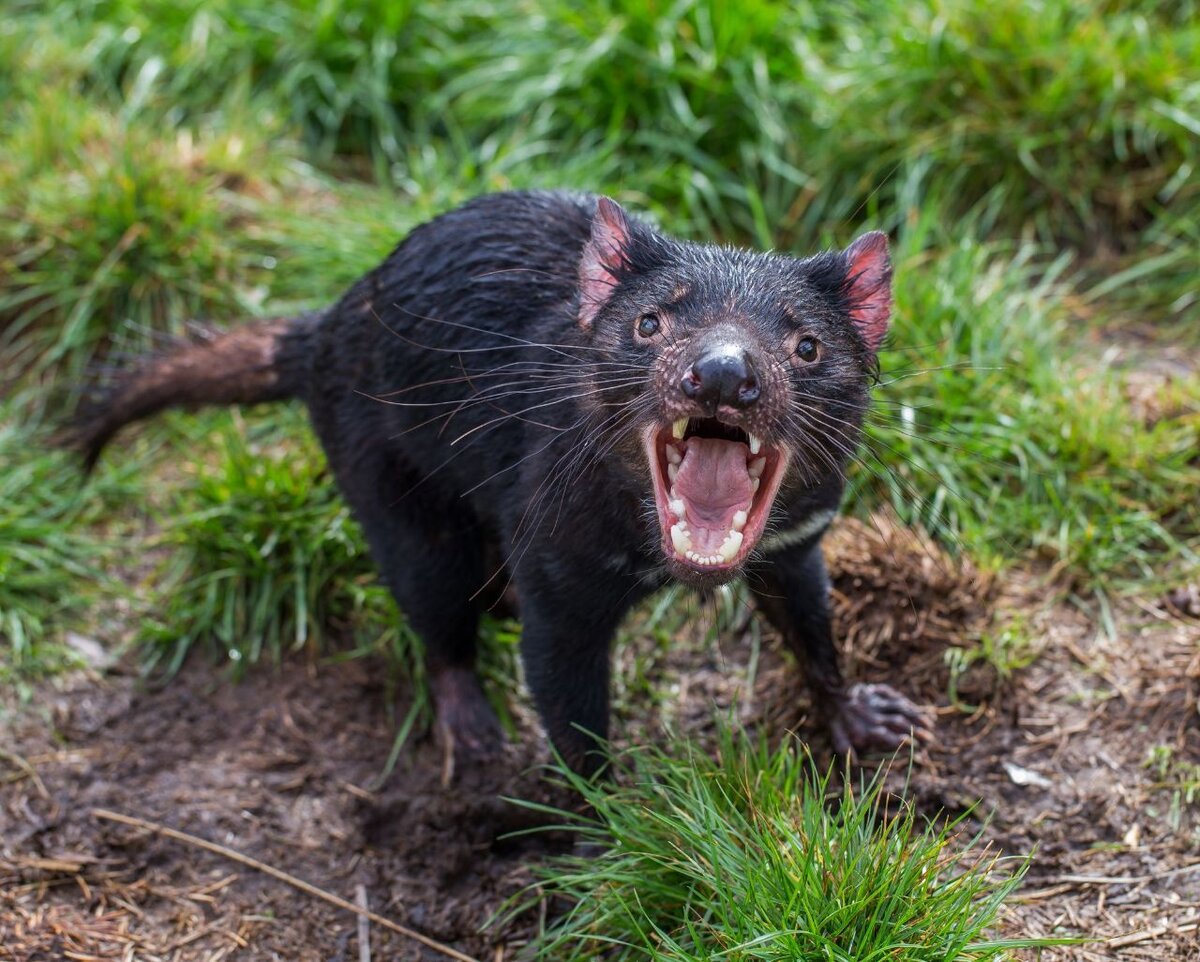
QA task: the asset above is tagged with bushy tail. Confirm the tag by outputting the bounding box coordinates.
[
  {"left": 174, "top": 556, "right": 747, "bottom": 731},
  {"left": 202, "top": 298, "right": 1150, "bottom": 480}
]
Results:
[{"left": 64, "top": 312, "right": 319, "bottom": 472}]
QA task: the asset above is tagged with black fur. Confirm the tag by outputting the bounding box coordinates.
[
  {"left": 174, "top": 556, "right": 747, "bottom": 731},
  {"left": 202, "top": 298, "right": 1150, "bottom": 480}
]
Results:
[{"left": 75, "top": 190, "right": 928, "bottom": 773}]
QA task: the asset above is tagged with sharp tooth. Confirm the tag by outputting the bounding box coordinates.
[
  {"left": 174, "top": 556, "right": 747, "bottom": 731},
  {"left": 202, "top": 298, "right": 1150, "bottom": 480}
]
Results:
[
  {"left": 669, "top": 498, "right": 687, "bottom": 520},
  {"left": 672, "top": 418, "right": 688, "bottom": 440},
  {"left": 748, "top": 435, "right": 762, "bottom": 455},
  {"left": 665, "top": 445, "right": 682, "bottom": 465},
  {"left": 671, "top": 523, "right": 692, "bottom": 555},
  {"left": 667, "top": 463, "right": 679, "bottom": 484},
  {"left": 732, "top": 510, "right": 747, "bottom": 532},
  {"left": 748, "top": 457, "right": 766, "bottom": 479},
  {"left": 719, "top": 530, "right": 743, "bottom": 562}
]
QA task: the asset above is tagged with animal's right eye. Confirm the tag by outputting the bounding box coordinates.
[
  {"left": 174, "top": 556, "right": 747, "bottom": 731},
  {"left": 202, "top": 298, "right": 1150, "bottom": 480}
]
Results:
[
  {"left": 636, "top": 312, "right": 661, "bottom": 338},
  {"left": 796, "top": 337, "right": 821, "bottom": 363}
]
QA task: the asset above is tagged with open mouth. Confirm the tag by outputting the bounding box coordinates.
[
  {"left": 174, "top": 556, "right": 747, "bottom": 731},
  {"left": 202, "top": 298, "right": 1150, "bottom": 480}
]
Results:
[{"left": 643, "top": 417, "right": 788, "bottom": 574}]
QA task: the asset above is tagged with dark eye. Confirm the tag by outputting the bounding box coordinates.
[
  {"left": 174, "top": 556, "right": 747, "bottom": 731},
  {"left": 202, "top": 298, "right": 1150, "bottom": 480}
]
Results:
[
  {"left": 796, "top": 337, "right": 820, "bottom": 363},
  {"left": 636, "top": 312, "right": 661, "bottom": 338}
]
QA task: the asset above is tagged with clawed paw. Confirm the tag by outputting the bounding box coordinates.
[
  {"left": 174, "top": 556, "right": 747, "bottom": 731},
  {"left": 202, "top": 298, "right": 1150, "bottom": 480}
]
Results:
[{"left": 829, "top": 683, "right": 933, "bottom": 757}]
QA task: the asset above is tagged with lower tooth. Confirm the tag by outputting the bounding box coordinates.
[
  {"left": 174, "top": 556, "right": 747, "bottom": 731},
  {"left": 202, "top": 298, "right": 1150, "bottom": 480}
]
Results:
[
  {"left": 665, "top": 446, "right": 682, "bottom": 465},
  {"left": 748, "top": 457, "right": 766, "bottom": 479},
  {"left": 671, "top": 523, "right": 692, "bottom": 554},
  {"left": 732, "top": 510, "right": 747, "bottom": 532},
  {"left": 667, "top": 463, "right": 679, "bottom": 483},
  {"left": 719, "top": 530, "right": 744, "bottom": 562},
  {"left": 751, "top": 478, "right": 760, "bottom": 493},
  {"left": 669, "top": 498, "right": 687, "bottom": 520}
]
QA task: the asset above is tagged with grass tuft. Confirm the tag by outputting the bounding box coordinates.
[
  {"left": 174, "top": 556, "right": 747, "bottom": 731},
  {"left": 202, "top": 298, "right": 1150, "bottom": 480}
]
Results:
[
  {"left": 138, "top": 409, "right": 403, "bottom": 677},
  {"left": 514, "top": 729, "right": 1064, "bottom": 960},
  {"left": 853, "top": 200, "right": 1200, "bottom": 584},
  {"left": 0, "top": 86, "right": 279, "bottom": 384},
  {"left": 0, "top": 407, "right": 142, "bottom": 689}
]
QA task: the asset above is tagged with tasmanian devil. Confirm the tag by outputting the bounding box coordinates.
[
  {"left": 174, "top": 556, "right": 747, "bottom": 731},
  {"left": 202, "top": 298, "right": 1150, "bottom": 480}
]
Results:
[{"left": 71, "top": 189, "right": 929, "bottom": 774}]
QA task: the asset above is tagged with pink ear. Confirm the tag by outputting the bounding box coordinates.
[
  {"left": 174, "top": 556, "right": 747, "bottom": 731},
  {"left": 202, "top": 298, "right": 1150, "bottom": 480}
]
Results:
[
  {"left": 844, "top": 231, "right": 892, "bottom": 352},
  {"left": 578, "top": 197, "right": 632, "bottom": 331}
]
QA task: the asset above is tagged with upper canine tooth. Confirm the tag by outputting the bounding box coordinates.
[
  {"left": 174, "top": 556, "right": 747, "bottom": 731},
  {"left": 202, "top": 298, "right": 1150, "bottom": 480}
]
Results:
[
  {"left": 748, "top": 457, "right": 766, "bottom": 479},
  {"left": 672, "top": 418, "right": 688, "bottom": 440},
  {"left": 748, "top": 435, "right": 762, "bottom": 455}
]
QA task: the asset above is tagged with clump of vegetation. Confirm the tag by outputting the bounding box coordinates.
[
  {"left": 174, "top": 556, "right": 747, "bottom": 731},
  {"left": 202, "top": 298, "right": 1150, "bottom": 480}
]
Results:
[
  {"left": 516, "top": 730, "right": 1064, "bottom": 960},
  {"left": 860, "top": 204, "right": 1200, "bottom": 582},
  {"left": 0, "top": 408, "right": 142, "bottom": 689},
  {"left": 139, "top": 409, "right": 400, "bottom": 677},
  {"left": 0, "top": 87, "right": 276, "bottom": 383},
  {"left": 1145, "top": 745, "right": 1200, "bottom": 843}
]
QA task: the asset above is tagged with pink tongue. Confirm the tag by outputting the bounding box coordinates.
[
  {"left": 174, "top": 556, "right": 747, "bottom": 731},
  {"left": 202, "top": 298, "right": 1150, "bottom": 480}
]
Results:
[{"left": 674, "top": 438, "right": 752, "bottom": 551}]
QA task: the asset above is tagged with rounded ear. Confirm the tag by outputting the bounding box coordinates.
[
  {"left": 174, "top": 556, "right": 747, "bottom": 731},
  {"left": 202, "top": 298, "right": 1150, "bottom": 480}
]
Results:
[
  {"left": 843, "top": 231, "right": 892, "bottom": 352},
  {"left": 578, "top": 197, "right": 632, "bottom": 331}
]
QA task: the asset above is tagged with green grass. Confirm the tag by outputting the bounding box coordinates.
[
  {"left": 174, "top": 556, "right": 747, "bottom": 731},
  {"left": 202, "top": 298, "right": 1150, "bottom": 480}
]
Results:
[
  {"left": 7, "top": 1, "right": 1197, "bottom": 269},
  {"left": 0, "top": 85, "right": 281, "bottom": 386},
  {"left": 513, "top": 730, "right": 1067, "bottom": 960},
  {"left": 857, "top": 202, "right": 1200, "bottom": 583},
  {"left": 0, "top": 403, "right": 145, "bottom": 691},
  {"left": 136, "top": 407, "right": 403, "bottom": 677}
]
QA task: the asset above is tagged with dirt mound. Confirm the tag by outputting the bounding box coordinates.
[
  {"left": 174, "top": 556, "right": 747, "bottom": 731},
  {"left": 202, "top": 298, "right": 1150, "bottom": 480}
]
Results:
[{"left": 826, "top": 512, "right": 995, "bottom": 691}]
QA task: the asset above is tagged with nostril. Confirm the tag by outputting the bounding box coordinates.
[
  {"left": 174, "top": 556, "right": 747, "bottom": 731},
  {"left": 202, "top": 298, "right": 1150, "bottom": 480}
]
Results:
[
  {"left": 737, "top": 378, "right": 760, "bottom": 406},
  {"left": 732, "top": 358, "right": 760, "bottom": 408},
  {"left": 681, "top": 368, "right": 702, "bottom": 398}
]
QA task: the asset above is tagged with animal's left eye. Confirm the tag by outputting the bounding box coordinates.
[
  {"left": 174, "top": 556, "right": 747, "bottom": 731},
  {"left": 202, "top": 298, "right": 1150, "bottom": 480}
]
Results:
[
  {"left": 636, "top": 312, "right": 661, "bottom": 338},
  {"left": 796, "top": 337, "right": 820, "bottom": 363}
]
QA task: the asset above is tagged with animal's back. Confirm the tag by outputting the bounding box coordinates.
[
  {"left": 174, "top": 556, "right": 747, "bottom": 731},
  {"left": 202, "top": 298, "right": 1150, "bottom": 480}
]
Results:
[
  {"left": 293, "top": 190, "right": 617, "bottom": 560},
  {"left": 303, "top": 192, "right": 594, "bottom": 481}
]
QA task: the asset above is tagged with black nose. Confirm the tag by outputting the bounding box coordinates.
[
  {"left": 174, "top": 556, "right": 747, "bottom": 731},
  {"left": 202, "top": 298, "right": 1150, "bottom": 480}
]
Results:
[{"left": 681, "top": 349, "right": 761, "bottom": 411}]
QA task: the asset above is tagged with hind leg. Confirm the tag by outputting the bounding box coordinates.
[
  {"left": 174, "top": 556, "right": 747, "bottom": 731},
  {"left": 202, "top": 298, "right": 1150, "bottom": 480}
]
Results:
[{"left": 334, "top": 449, "right": 501, "bottom": 758}]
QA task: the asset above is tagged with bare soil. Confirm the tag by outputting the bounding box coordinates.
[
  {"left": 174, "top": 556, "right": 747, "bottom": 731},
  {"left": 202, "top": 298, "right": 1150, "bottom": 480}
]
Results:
[{"left": 2, "top": 515, "right": 1198, "bottom": 961}]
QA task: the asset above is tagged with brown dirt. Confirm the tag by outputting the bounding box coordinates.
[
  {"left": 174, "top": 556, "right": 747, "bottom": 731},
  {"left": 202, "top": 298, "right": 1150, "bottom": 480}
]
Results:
[{"left": 3, "top": 514, "right": 1199, "bottom": 961}]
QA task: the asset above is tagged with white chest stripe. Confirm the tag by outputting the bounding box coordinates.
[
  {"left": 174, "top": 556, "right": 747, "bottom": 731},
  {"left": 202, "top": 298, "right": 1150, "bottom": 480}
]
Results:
[{"left": 759, "top": 508, "right": 837, "bottom": 554}]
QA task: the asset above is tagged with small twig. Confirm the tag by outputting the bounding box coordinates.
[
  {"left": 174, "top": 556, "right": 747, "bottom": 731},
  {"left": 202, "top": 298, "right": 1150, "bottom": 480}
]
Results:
[
  {"left": 1107, "top": 920, "right": 1198, "bottom": 949},
  {"left": 0, "top": 748, "right": 50, "bottom": 799},
  {"left": 356, "top": 884, "right": 371, "bottom": 962},
  {"left": 92, "top": 808, "right": 481, "bottom": 962},
  {"left": 1052, "top": 860, "right": 1200, "bottom": 887}
]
